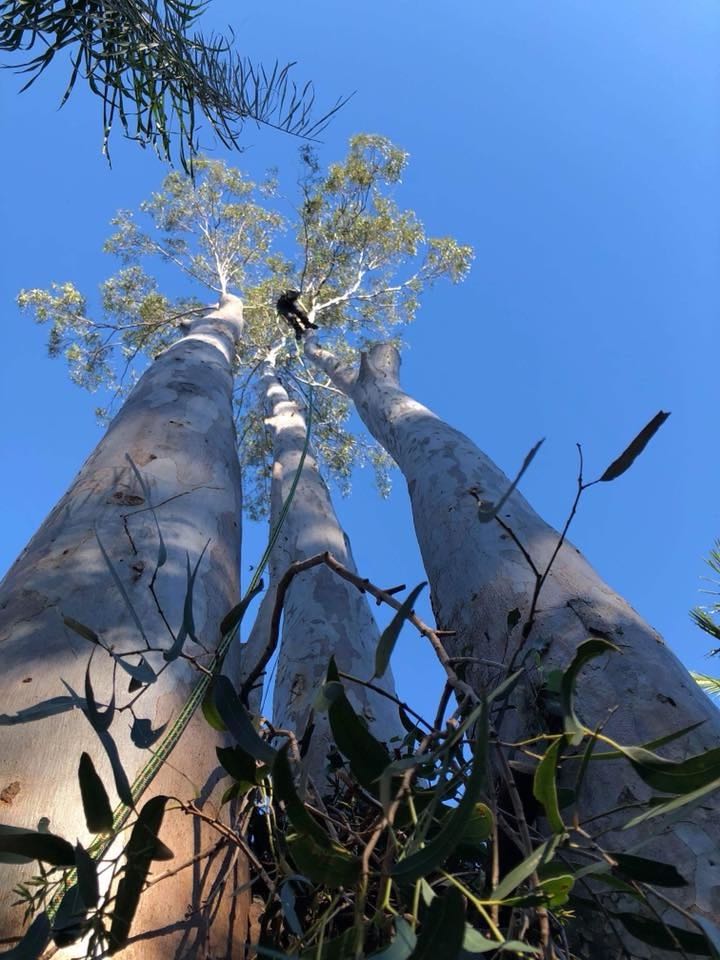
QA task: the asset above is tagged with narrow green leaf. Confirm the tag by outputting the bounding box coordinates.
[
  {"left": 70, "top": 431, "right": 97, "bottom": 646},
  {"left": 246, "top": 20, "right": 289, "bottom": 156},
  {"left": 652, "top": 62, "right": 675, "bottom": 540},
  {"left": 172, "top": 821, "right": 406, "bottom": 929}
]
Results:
[
  {"left": 599, "top": 410, "right": 671, "bottom": 482},
  {"left": 392, "top": 702, "right": 488, "bottom": 882},
  {"left": 459, "top": 802, "right": 493, "bottom": 847},
  {"left": 287, "top": 833, "right": 360, "bottom": 889},
  {"left": 216, "top": 745, "right": 258, "bottom": 785},
  {"left": 219, "top": 583, "right": 263, "bottom": 637},
  {"left": 624, "top": 774, "right": 720, "bottom": 830},
  {"left": 213, "top": 675, "right": 276, "bottom": 764},
  {"left": 561, "top": 638, "right": 619, "bottom": 744},
  {"left": 0, "top": 829, "right": 74, "bottom": 866},
  {"left": 374, "top": 582, "right": 426, "bottom": 679},
  {"left": 78, "top": 752, "right": 114, "bottom": 833},
  {"left": 201, "top": 680, "right": 226, "bottom": 731},
  {"left": 109, "top": 796, "right": 169, "bottom": 954},
  {"left": 408, "top": 886, "right": 465, "bottom": 960},
  {"left": 0, "top": 911, "right": 50, "bottom": 958},
  {"left": 533, "top": 739, "right": 565, "bottom": 833},
  {"left": 600, "top": 736, "right": 720, "bottom": 795},
  {"left": 272, "top": 745, "right": 334, "bottom": 847},
  {"left": 326, "top": 659, "right": 391, "bottom": 788},
  {"left": 492, "top": 836, "right": 561, "bottom": 902}
]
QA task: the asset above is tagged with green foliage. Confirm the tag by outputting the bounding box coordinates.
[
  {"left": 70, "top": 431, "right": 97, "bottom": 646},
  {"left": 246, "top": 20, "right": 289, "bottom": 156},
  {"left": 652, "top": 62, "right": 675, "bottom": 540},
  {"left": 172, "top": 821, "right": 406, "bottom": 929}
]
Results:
[
  {"left": 17, "top": 140, "right": 471, "bottom": 517},
  {"left": 5, "top": 603, "right": 720, "bottom": 958},
  {"left": 0, "top": 0, "right": 344, "bottom": 169}
]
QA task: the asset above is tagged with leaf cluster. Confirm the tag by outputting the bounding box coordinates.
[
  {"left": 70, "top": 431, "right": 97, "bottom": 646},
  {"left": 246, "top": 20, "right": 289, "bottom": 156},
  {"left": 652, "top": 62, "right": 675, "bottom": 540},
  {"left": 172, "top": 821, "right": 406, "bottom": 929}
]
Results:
[{"left": 0, "top": 0, "right": 345, "bottom": 168}]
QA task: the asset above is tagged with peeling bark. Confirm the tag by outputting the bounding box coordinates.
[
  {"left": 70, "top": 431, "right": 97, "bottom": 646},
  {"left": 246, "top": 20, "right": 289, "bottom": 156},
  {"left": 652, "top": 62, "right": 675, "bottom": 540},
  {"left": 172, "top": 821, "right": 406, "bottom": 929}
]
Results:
[
  {"left": 260, "top": 363, "right": 401, "bottom": 789},
  {"left": 306, "top": 336, "right": 720, "bottom": 957},
  {"left": 0, "top": 296, "right": 247, "bottom": 957}
]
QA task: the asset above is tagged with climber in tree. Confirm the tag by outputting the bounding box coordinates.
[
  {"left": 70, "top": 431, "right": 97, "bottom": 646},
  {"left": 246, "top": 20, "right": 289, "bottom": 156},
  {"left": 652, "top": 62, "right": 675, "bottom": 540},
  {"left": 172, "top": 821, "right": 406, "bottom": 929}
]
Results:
[{"left": 276, "top": 289, "right": 318, "bottom": 340}]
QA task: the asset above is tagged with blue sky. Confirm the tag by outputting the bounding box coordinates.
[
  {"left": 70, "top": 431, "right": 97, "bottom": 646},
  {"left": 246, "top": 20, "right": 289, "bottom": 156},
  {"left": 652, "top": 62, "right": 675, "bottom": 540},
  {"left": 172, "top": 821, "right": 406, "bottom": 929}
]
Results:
[{"left": 1, "top": 1, "right": 719, "bottom": 717}]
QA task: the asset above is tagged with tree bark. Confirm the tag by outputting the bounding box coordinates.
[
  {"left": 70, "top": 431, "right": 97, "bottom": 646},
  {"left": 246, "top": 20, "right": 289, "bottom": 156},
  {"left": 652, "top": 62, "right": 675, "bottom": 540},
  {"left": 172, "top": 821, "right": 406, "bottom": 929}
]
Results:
[
  {"left": 0, "top": 295, "right": 249, "bottom": 957},
  {"left": 260, "top": 363, "right": 401, "bottom": 789},
  {"left": 306, "top": 337, "right": 720, "bottom": 957}
]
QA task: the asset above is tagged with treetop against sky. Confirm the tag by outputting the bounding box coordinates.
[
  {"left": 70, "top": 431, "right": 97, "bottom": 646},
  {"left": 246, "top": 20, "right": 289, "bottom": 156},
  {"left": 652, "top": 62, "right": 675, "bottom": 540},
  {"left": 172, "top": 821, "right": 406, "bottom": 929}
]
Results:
[{"left": 17, "top": 137, "right": 473, "bottom": 520}]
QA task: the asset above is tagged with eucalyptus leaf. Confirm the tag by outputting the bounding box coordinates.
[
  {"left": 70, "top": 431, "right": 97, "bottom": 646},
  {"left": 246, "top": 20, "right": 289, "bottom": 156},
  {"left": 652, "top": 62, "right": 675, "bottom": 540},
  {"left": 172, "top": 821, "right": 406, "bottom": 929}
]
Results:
[
  {"left": 327, "top": 659, "right": 391, "bottom": 788},
  {"left": 408, "top": 886, "right": 465, "bottom": 960},
  {"left": 369, "top": 918, "right": 417, "bottom": 959},
  {"left": 560, "top": 638, "right": 619, "bottom": 744},
  {"left": 287, "top": 833, "right": 360, "bottom": 889},
  {"left": 392, "top": 702, "right": 488, "bottom": 882},
  {"left": 272, "top": 745, "right": 333, "bottom": 847},
  {"left": 374, "top": 582, "right": 426, "bottom": 679},
  {"left": 599, "top": 411, "right": 670, "bottom": 482},
  {"left": 213, "top": 675, "right": 276, "bottom": 764},
  {"left": 491, "top": 836, "right": 561, "bottom": 902},
  {"left": 532, "top": 738, "right": 565, "bottom": 833}
]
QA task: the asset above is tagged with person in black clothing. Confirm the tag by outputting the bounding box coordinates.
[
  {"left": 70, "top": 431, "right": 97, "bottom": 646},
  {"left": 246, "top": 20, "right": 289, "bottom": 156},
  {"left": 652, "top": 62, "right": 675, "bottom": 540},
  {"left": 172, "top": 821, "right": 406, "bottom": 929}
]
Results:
[{"left": 276, "top": 290, "right": 318, "bottom": 340}]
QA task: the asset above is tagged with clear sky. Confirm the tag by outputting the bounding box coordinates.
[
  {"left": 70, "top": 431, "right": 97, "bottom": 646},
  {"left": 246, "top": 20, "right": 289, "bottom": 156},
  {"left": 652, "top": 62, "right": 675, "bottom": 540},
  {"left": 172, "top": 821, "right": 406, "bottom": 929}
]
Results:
[{"left": 1, "top": 1, "right": 719, "bottom": 718}]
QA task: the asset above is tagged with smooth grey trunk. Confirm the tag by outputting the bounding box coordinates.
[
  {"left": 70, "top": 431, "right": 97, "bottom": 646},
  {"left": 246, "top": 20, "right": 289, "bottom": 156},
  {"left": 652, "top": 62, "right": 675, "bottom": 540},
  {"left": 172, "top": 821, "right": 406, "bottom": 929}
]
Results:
[
  {"left": 306, "top": 337, "right": 720, "bottom": 957},
  {"left": 260, "top": 363, "right": 401, "bottom": 789},
  {"left": 0, "top": 296, "right": 247, "bottom": 957}
]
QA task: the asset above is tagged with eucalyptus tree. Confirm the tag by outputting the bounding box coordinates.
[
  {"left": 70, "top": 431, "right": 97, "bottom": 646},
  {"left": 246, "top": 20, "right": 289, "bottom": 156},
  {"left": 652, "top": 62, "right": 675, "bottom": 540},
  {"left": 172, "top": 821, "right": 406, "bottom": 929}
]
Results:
[
  {"left": 19, "top": 136, "right": 471, "bottom": 804},
  {"left": 305, "top": 338, "right": 720, "bottom": 958},
  {"left": 0, "top": 297, "right": 247, "bottom": 956},
  {"left": 0, "top": 0, "right": 344, "bottom": 168}
]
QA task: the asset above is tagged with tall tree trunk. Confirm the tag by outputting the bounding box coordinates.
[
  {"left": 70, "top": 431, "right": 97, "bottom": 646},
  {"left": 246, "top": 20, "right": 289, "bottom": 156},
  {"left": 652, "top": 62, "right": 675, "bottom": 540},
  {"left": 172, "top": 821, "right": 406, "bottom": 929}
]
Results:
[
  {"left": 259, "top": 363, "right": 401, "bottom": 789},
  {"left": 306, "top": 337, "right": 720, "bottom": 957},
  {"left": 0, "top": 296, "right": 249, "bottom": 958}
]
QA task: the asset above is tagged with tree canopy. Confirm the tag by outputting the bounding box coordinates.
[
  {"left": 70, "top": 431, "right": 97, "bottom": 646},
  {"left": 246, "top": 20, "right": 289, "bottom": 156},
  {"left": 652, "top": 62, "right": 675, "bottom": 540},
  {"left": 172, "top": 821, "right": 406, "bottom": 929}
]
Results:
[{"left": 18, "top": 135, "right": 474, "bottom": 517}]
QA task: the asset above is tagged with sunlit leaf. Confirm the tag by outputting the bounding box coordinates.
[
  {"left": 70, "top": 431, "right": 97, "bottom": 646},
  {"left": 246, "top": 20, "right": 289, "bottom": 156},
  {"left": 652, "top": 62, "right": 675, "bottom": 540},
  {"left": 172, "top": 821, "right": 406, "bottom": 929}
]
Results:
[
  {"left": 560, "top": 638, "right": 619, "bottom": 744},
  {"left": 533, "top": 739, "right": 565, "bottom": 833}
]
